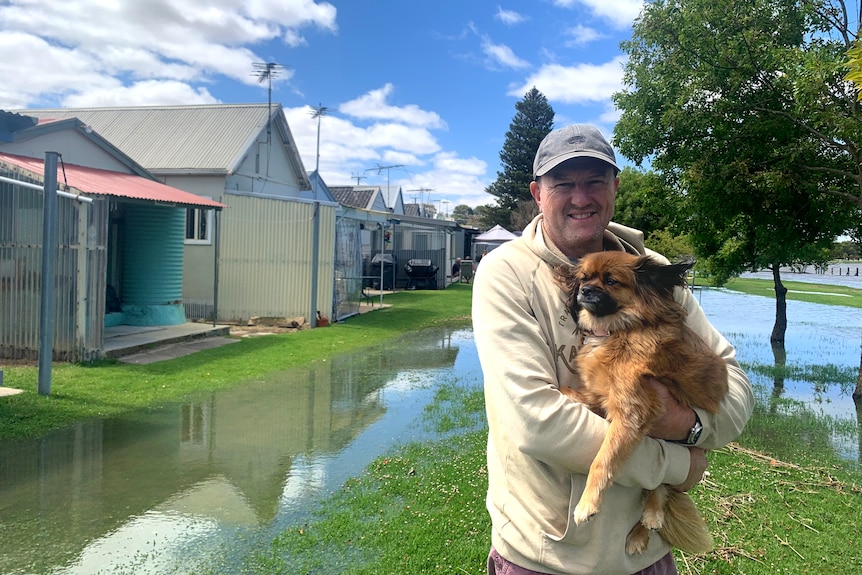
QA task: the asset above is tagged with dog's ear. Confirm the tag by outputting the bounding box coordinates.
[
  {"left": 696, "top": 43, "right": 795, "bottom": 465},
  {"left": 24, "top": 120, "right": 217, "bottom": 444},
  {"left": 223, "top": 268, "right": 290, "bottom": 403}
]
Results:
[
  {"left": 634, "top": 256, "right": 693, "bottom": 295},
  {"left": 552, "top": 263, "right": 580, "bottom": 315}
]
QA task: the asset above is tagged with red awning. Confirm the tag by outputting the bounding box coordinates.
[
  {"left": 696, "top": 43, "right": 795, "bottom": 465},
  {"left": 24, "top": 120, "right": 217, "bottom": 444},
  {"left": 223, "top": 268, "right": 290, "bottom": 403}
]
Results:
[{"left": 0, "top": 153, "right": 224, "bottom": 209}]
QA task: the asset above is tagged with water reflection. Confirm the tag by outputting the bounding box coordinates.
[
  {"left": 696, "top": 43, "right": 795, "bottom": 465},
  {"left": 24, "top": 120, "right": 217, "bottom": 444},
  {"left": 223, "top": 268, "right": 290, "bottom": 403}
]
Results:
[
  {"left": 0, "top": 327, "right": 478, "bottom": 575},
  {"left": 695, "top": 287, "right": 861, "bottom": 464}
]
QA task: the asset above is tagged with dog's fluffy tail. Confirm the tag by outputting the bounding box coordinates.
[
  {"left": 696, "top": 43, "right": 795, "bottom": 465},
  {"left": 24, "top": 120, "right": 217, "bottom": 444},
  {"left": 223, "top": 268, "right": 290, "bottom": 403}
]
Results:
[{"left": 658, "top": 490, "right": 714, "bottom": 554}]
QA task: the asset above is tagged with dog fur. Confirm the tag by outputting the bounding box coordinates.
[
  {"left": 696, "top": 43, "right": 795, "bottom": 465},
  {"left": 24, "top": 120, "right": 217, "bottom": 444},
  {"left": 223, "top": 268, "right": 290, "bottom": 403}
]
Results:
[{"left": 554, "top": 251, "right": 728, "bottom": 555}]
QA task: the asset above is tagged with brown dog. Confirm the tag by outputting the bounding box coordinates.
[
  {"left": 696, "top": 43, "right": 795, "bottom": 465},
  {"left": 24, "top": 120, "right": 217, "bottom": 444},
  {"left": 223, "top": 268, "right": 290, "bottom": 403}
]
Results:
[{"left": 554, "top": 251, "right": 728, "bottom": 555}]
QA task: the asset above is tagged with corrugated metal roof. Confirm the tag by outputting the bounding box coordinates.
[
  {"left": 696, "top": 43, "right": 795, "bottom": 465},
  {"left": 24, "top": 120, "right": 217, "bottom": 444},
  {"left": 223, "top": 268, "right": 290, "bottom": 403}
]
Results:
[
  {"left": 19, "top": 104, "right": 278, "bottom": 173},
  {"left": 0, "top": 153, "right": 225, "bottom": 209}
]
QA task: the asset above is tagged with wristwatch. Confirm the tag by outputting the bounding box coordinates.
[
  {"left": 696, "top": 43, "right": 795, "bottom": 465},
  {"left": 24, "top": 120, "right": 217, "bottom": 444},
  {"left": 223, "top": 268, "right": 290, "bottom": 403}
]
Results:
[{"left": 681, "top": 412, "right": 703, "bottom": 445}]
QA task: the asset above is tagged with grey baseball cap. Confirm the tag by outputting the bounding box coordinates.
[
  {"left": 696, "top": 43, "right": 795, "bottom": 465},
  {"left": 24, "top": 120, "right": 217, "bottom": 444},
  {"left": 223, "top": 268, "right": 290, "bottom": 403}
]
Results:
[{"left": 533, "top": 124, "right": 618, "bottom": 178}]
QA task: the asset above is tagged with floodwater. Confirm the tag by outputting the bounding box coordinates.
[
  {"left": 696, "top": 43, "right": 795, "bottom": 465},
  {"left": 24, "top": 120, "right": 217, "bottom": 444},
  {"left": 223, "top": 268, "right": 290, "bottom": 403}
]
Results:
[
  {"left": 1, "top": 285, "right": 860, "bottom": 575},
  {"left": 0, "top": 328, "right": 482, "bottom": 575}
]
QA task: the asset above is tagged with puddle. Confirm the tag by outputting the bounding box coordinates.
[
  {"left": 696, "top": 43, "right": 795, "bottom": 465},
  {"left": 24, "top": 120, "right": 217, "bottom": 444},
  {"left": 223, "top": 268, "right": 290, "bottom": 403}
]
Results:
[{"left": 0, "top": 288, "right": 860, "bottom": 574}]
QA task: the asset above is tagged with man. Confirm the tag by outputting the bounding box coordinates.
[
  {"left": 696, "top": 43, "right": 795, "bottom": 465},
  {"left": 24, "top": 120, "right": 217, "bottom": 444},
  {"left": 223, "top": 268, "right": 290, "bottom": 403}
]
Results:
[
  {"left": 473, "top": 124, "right": 753, "bottom": 575},
  {"left": 452, "top": 258, "right": 462, "bottom": 278}
]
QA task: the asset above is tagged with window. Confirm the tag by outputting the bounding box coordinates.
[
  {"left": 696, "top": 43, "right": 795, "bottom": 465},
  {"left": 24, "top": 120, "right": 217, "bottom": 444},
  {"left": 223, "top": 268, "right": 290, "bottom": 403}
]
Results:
[{"left": 185, "top": 207, "right": 213, "bottom": 245}]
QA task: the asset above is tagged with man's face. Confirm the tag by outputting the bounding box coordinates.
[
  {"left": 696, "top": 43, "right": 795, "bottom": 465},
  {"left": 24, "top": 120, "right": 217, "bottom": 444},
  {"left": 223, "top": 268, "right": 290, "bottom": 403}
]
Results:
[{"left": 529, "top": 159, "right": 619, "bottom": 259}]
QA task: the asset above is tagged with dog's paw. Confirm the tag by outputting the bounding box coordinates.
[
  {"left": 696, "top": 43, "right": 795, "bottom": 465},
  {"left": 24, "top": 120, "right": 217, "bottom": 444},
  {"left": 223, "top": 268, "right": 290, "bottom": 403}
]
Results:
[
  {"left": 572, "top": 502, "right": 598, "bottom": 525},
  {"left": 626, "top": 523, "right": 651, "bottom": 555},
  {"left": 640, "top": 506, "right": 665, "bottom": 531}
]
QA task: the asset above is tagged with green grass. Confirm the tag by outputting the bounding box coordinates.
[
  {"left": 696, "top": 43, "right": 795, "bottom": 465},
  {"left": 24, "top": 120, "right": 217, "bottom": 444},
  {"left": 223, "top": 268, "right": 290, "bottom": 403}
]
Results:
[
  {"left": 722, "top": 278, "right": 862, "bottom": 308},
  {"left": 0, "top": 284, "right": 474, "bottom": 440},
  {"left": 204, "top": 379, "right": 862, "bottom": 575}
]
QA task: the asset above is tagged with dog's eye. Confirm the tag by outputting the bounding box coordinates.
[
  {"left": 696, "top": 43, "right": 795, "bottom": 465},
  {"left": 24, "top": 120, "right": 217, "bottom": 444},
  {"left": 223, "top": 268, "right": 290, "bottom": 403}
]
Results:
[{"left": 603, "top": 274, "right": 618, "bottom": 286}]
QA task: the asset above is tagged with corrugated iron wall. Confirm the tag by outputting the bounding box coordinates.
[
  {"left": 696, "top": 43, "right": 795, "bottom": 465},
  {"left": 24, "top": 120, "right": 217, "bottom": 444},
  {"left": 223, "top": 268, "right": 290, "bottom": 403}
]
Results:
[
  {"left": 0, "top": 174, "right": 107, "bottom": 361},
  {"left": 217, "top": 194, "right": 336, "bottom": 323}
]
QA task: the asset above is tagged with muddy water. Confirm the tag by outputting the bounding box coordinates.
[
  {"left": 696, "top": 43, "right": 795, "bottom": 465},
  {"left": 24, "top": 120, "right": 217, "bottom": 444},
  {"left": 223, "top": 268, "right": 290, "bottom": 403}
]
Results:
[{"left": 1, "top": 288, "right": 860, "bottom": 575}]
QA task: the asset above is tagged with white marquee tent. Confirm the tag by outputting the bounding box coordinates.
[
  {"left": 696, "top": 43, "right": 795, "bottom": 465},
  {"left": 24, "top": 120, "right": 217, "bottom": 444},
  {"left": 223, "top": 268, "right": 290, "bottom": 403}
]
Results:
[{"left": 473, "top": 224, "right": 518, "bottom": 259}]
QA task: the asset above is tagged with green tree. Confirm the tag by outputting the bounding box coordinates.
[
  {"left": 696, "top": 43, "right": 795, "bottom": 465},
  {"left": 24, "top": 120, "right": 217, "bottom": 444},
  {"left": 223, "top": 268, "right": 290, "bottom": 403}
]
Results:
[
  {"left": 613, "top": 0, "right": 857, "bottom": 346},
  {"left": 644, "top": 229, "right": 696, "bottom": 264},
  {"left": 484, "top": 87, "right": 555, "bottom": 229},
  {"left": 451, "top": 204, "right": 473, "bottom": 225},
  {"left": 613, "top": 167, "right": 674, "bottom": 237}
]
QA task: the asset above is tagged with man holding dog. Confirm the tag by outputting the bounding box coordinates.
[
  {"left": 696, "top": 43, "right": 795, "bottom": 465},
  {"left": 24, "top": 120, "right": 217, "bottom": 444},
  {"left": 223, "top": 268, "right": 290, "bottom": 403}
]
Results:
[{"left": 473, "top": 124, "right": 754, "bottom": 575}]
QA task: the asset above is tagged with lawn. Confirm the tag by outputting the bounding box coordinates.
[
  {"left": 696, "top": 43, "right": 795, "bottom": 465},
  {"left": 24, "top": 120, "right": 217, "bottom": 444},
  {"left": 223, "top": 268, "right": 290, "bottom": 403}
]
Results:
[{"left": 722, "top": 278, "right": 862, "bottom": 308}]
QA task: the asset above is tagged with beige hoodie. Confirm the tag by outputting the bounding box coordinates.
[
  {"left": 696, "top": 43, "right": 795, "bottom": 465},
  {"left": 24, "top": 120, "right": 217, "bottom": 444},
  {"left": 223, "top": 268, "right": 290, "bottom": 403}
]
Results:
[{"left": 472, "top": 215, "right": 753, "bottom": 575}]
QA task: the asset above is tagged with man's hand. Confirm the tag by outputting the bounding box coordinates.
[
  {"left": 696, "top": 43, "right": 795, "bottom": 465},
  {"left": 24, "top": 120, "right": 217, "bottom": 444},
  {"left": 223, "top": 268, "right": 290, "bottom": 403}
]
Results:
[
  {"left": 672, "top": 447, "right": 707, "bottom": 492},
  {"left": 646, "top": 379, "right": 697, "bottom": 442}
]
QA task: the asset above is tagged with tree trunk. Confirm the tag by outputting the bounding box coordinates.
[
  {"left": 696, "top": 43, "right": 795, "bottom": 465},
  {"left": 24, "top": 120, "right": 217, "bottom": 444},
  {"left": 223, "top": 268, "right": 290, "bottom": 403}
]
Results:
[
  {"left": 771, "top": 341, "right": 786, "bottom": 396},
  {"left": 770, "top": 266, "right": 788, "bottom": 346}
]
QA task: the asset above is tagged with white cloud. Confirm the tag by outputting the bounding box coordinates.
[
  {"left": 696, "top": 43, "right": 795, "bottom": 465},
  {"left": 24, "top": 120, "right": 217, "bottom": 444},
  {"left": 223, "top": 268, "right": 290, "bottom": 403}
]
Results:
[
  {"left": 284, "top": 98, "right": 491, "bottom": 208},
  {"left": 0, "top": 0, "right": 336, "bottom": 107},
  {"left": 339, "top": 84, "right": 446, "bottom": 129},
  {"left": 565, "top": 24, "right": 605, "bottom": 46},
  {"left": 509, "top": 56, "right": 626, "bottom": 104},
  {"left": 481, "top": 38, "right": 530, "bottom": 69},
  {"left": 552, "top": 0, "right": 642, "bottom": 29},
  {"left": 62, "top": 80, "right": 219, "bottom": 108},
  {"left": 495, "top": 7, "right": 527, "bottom": 26},
  {"left": 433, "top": 152, "right": 487, "bottom": 177}
]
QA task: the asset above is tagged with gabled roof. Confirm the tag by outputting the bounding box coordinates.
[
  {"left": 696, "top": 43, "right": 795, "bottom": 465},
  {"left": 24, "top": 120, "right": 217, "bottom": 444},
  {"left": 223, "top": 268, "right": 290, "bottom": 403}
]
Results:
[
  {"left": 306, "top": 171, "right": 338, "bottom": 204},
  {"left": 0, "top": 152, "right": 225, "bottom": 209},
  {"left": 7, "top": 115, "right": 154, "bottom": 179},
  {"left": 403, "top": 203, "right": 424, "bottom": 217},
  {"left": 330, "top": 186, "right": 374, "bottom": 209},
  {"left": 329, "top": 185, "right": 388, "bottom": 212},
  {"left": 19, "top": 104, "right": 310, "bottom": 188},
  {"left": 380, "top": 186, "right": 405, "bottom": 214},
  {"left": 0, "top": 110, "right": 37, "bottom": 141}
]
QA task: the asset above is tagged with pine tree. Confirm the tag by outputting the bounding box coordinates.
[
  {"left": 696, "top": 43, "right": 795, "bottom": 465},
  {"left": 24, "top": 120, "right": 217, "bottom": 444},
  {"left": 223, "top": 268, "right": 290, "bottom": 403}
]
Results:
[{"left": 483, "top": 87, "right": 554, "bottom": 229}]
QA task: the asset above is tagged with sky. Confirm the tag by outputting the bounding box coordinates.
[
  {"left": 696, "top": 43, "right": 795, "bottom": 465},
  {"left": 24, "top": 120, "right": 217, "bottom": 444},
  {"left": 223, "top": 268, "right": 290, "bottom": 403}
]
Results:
[{"left": 0, "top": 0, "right": 644, "bottom": 211}]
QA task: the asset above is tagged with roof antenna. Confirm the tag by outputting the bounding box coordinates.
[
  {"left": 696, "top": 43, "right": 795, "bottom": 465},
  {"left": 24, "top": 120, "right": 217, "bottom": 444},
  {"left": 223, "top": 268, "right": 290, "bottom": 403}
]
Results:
[
  {"left": 252, "top": 62, "right": 287, "bottom": 176},
  {"left": 252, "top": 62, "right": 284, "bottom": 146}
]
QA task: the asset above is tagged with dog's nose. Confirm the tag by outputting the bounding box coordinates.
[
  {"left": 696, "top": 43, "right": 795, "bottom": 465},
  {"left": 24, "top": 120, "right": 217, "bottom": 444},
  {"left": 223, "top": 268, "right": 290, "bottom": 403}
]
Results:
[{"left": 579, "top": 284, "right": 599, "bottom": 297}]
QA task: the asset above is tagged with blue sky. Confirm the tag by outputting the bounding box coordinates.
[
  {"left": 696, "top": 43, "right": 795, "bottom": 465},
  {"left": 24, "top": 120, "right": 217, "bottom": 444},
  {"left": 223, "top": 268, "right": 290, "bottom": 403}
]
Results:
[{"left": 0, "top": 0, "right": 643, "bottom": 210}]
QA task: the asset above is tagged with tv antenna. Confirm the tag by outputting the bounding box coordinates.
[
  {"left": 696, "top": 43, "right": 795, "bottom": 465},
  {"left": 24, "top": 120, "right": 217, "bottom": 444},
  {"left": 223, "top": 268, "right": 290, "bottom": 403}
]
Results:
[
  {"left": 365, "top": 163, "right": 404, "bottom": 200},
  {"left": 351, "top": 173, "right": 367, "bottom": 185},
  {"left": 407, "top": 187, "right": 434, "bottom": 210},
  {"left": 252, "top": 62, "right": 287, "bottom": 146},
  {"left": 310, "top": 103, "right": 330, "bottom": 174}
]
